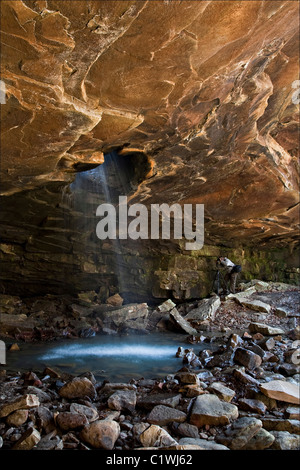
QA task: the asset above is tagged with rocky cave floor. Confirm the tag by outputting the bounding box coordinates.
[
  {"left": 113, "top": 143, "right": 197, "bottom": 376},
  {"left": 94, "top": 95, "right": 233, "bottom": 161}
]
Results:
[{"left": 0, "top": 279, "right": 299, "bottom": 451}]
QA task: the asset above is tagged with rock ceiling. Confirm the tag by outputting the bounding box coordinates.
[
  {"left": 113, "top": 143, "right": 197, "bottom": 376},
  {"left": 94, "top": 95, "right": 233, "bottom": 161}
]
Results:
[{"left": 0, "top": 0, "right": 299, "bottom": 248}]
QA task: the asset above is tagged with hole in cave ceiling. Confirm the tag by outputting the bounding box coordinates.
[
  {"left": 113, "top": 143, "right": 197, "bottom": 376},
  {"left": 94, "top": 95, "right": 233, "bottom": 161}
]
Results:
[{"left": 70, "top": 149, "right": 151, "bottom": 203}]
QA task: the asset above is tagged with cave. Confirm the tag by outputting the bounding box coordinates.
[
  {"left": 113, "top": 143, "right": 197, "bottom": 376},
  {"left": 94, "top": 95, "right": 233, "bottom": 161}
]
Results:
[{"left": 0, "top": 0, "right": 299, "bottom": 453}]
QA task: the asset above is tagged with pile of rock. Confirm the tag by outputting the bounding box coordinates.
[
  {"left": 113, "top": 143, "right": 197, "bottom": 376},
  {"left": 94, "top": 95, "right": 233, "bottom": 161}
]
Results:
[
  {"left": 0, "top": 318, "right": 299, "bottom": 451},
  {"left": 0, "top": 293, "right": 150, "bottom": 341}
]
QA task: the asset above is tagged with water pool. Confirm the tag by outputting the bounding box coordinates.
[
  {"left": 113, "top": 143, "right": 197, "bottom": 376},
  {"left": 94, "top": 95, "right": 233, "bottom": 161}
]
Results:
[{"left": 3, "top": 331, "right": 197, "bottom": 382}]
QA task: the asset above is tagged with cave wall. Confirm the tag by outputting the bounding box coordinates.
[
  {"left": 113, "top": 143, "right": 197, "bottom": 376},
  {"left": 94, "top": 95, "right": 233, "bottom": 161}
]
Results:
[{"left": 0, "top": 174, "right": 298, "bottom": 302}]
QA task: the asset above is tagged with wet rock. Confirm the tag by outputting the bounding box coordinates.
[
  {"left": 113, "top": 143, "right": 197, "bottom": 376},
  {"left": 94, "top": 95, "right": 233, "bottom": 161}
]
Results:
[
  {"left": 137, "top": 393, "right": 181, "bottom": 410},
  {"left": 216, "top": 417, "right": 262, "bottom": 450},
  {"left": 270, "top": 431, "right": 300, "bottom": 450},
  {"left": 78, "top": 327, "right": 96, "bottom": 338},
  {"left": 243, "top": 428, "right": 275, "bottom": 450},
  {"left": 168, "top": 308, "right": 197, "bottom": 335},
  {"left": 189, "top": 394, "right": 239, "bottom": 427},
  {"left": 233, "top": 347, "right": 262, "bottom": 370},
  {"left": 207, "top": 382, "right": 235, "bottom": 402},
  {"left": 260, "top": 380, "right": 300, "bottom": 404},
  {"left": 107, "top": 390, "right": 137, "bottom": 413},
  {"left": 178, "top": 437, "right": 229, "bottom": 450},
  {"left": 6, "top": 409, "right": 29, "bottom": 427},
  {"left": 43, "top": 367, "right": 61, "bottom": 378},
  {"left": 147, "top": 405, "right": 186, "bottom": 426},
  {"left": 228, "top": 333, "right": 243, "bottom": 349},
  {"left": 80, "top": 419, "right": 120, "bottom": 449},
  {"left": 182, "top": 350, "right": 202, "bottom": 367},
  {"left": 249, "top": 322, "right": 285, "bottom": 336},
  {"left": 12, "top": 427, "right": 41, "bottom": 450},
  {"left": 139, "top": 424, "right": 177, "bottom": 448},
  {"left": 58, "top": 377, "right": 96, "bottom": 400},
  {"left": 0, "top": 436, "right": 3, "bottom": 449},
  {"left": 56, "top": 411, "right": 89, "bottom": 431},
  {"left": 206, "top": 350, "right": 234, "bottom": 368},
  {"left": 0, "top": 394, "right": 39, "bottom": 418}
]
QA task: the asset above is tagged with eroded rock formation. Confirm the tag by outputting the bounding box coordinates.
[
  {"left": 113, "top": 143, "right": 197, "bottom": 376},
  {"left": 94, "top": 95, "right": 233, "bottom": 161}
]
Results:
[{"left": 0, "top": 1, "right": 299, "bottom": 300}]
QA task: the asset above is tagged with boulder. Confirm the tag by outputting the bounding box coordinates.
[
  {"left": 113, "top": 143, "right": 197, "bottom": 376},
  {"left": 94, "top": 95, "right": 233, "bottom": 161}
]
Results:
[
  {"left": 36, "top": 406, "right": 55, "bottom": 434},
  {"left": 80, "top": 420, "right": 120, "bottom": 450},
  {"left": 270, "top": 431, "right": 300, "bottom": 450},
  {"left": 236, "top": 298, "right": 271, "bottom": 313},
  {"left": 0, "top": 394, "right": 39, "bottom": 418},
  {"left": 260, "top": 380, "right": 300, "bottom": 404},
  {"left": 137, "top": 393, "right": 181, "bottom": 410},
  {"left": 157, "top": 299, "right": 176, "bottom": 312},
  {"left": 139, "top": 425, "right": 178, "bottom": 448},
  {"left": 147, "top": 405, "right": 187, "bottom": 426},
  {"left": 216, "top": 417, "right": 262, "bottom": 450},
  {"left": 233, "top": 347, "right": 262, "bottom": 369},
  {"left": 242, "top": 428, "right": 275, "bottom": 450},
  {"left": 105, "top": 293, "right": 123, "bottom": 306},
  {"left": 238, "top": 398, "right": 266, "bottom": 415},
  {"left": 261, "top": 418, "right": 300, "bottom": 434},
  {"left": 178, "top": 437, "right": 229, "bottom": 450},
  {"left": 12, "top": 427, "right": 41, "bottom": 450},
  {"left": 6, "top": 409, "right": 29, "bottom": 427},
  {"left": 185, "top": 296, "right": 221, "bottom": 322},
  {"left": 70, "top": 403, "right": 99, "bottom": 422},
  {"left": 58, "top": 377, "right": 96, "bottom": 400},
  {"left": 171, "top": 422, "right": 199, "bottom": 439},
  {"left": 189, "top": 394, "right": 238, "bottom": 427},
  {"left": 168, "top": 308, "right": 197, "bottom": 335},
  {"left": 207, "top": 382, "right": 235, "bottom": 402},
  {"left": 248, "top": 322, "right": 285, "bottom": 336},
  {"left": 35, "top": 433, "right": 63, "bottom": 450},
  {"left": 175, "top": 371, "right": 200, "bottom": 385},
  {"left": 96, "top": 303, "right": 149, "bottom": 332},
  {"left": 56, "top": 411, "right": 89, "bottom": 431},
  {"left": 107, "top": 390, "right": 137, "bottom": 413}
]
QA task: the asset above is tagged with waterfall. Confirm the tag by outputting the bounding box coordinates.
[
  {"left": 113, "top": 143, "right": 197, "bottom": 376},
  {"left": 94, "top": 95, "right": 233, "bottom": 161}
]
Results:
[{"left": 60, "top": 151, "right": 132, "bottom": 297}]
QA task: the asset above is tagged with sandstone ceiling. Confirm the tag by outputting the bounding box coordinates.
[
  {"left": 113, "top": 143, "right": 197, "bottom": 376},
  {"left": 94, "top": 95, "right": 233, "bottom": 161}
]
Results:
[{"left": 0, "top": 0, "right": 299, "bottom": 250}]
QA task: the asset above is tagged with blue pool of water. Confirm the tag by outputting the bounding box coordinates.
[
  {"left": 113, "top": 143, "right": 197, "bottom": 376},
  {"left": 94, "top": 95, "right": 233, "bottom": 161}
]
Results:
[{"left": 4, "top": 331, "right": 195, "bottom": 382}]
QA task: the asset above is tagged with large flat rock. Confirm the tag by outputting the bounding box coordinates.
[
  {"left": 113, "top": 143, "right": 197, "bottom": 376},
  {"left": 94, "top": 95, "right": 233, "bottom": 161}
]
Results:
[
  {"left": 189, "top": 394, "right": 239, "bottom": 427},
  {"left": 260, "top": 380, "right": 300, "bottom": 405}
]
